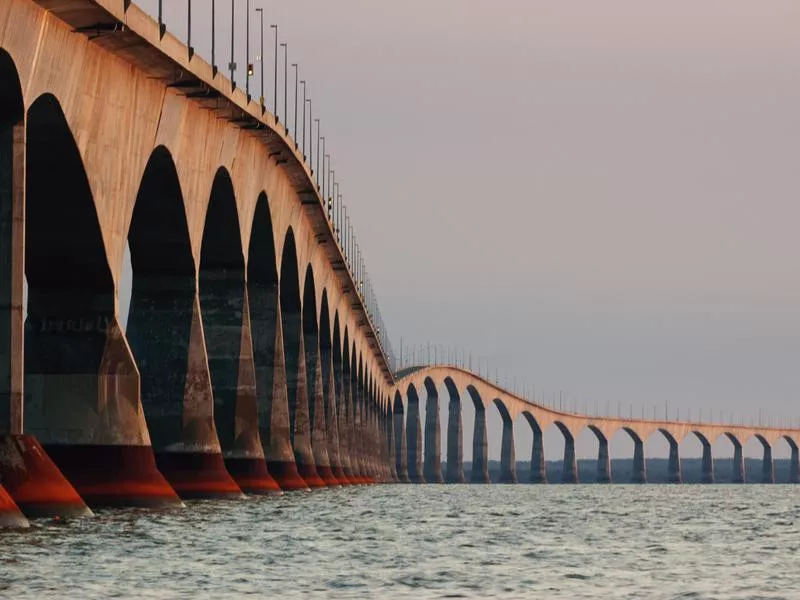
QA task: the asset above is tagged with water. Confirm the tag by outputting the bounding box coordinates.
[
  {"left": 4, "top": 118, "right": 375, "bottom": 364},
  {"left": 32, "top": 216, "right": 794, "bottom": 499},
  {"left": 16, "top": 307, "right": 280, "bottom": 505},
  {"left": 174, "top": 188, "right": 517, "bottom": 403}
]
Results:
[{"left": 1, "top": 485, "right": 798, "bottom": 599}]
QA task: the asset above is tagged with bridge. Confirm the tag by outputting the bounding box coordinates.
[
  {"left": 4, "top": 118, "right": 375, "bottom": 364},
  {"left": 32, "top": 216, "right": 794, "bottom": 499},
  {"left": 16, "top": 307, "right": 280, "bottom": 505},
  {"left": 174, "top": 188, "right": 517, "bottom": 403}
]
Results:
[{"left": 0, "top": 0, "right": 795, "bottom": 528}]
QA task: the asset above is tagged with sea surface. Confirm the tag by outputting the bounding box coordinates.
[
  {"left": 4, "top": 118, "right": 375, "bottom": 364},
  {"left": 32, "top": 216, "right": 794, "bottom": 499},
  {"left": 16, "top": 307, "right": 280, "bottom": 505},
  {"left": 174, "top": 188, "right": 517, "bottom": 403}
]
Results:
[{"left": 1, "top": 485, "right": 798, "bottom": 599}]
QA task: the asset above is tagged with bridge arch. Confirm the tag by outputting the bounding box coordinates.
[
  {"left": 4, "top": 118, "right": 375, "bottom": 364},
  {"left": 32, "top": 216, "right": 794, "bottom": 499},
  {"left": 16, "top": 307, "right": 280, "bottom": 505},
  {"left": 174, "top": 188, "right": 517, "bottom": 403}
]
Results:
[
  {"left": 443, "top": 376, "right": 466, "bottom": 483},
  {"left": 421, "top": 376, "right": 443, "bottom": 483},
  {"left": 199, "top": 167, "right": 245, "bottom": 456},
  {"left": 126, "top": 145, "right": 195, "bottom": 456},
  {"left": 492, "top": 398, "right": 517, "bottom": 484},
  {"left": 0, "top": 48, "right": 24, "bottom": 432},
  {"left": 466, "top": 385, "right": 490, "bottom": 483}
]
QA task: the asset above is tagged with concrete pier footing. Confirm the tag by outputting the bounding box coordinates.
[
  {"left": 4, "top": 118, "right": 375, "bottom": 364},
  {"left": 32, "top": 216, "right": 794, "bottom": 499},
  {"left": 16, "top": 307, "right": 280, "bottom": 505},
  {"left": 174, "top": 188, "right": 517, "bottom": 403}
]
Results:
[
  {"left": 0, "top": 484, "right": 27, "bottom": 528},
  {"left": 0, "top": 434, "right": 91, "bottom": 517}
]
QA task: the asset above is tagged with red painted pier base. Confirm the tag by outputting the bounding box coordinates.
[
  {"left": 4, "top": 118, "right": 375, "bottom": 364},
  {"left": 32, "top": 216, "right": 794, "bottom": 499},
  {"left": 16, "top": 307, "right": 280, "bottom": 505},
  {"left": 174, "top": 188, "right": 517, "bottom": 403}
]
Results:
[
  {"left": 43, "top": 444, "right": 182, "bottom": 508},
  {"left": 332, "top": 465, "right": 350, "bottom": 486},
  {"left": 224, "top": 457, "right": 282, "bottom": 495},
  {"left": 156, "top": 452, "right": 244, "bottom": 500},
  {"left": 0, "top": 435, "right": 91, "bottom": 518},
  {"left": 343, "top": 466, "right": 362, "bottom": 485},
  {"left": 0, "top": 484, "right": 28, "bottom": 528},
  {"left": 266, "top": 460, "right": 310, "bottom": 491},
  {"left": 315, "top": 465, "right": 341, "bottom": 487},
  {"left": 297, "top": 462, "right": 327, "bottom": 489}
]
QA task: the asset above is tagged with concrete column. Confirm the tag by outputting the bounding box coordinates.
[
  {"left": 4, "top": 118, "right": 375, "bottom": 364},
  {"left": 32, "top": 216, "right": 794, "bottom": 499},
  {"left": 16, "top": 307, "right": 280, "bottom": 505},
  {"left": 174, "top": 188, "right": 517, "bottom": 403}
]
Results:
[
  {"left": 596, "top": 436, "right": 611, "bottom": 483},
  {"left": 731, "top": 439, "right": 745, "bottom": 483},
  {"left": 393, "top": 405, "right": 409, "bottom": 482},
  {"left": 306, "top": 331, "right": 335, "bottom": 486},
  {"left": 0, "top": 121, "right": 23, "bottom": 436},
  {"left": 386, "top": 407, "right": 398, "bottom": 481},
  {"left": 762, "top": 443, "right": 775, "bottom": 484},
  {"left": 562, "top": 433, "right": 579, "bottom": 484},
  {"left": 322, "top": 347, "right": 345, "bottom": 484},
  {"left": 530, "top": 427, "right": 547, "bottom": 483},
  {"left": 336, "top": 365, "right": 354, "bottom": 484},
  {"left": 631, "top": 438, "right": 646, "bottom": 483},
  {"left": 471, "top": 406, "right": 490, "bottom": 483},
  {"left": 667, "top": 438, "right": 682, "bottom": 483},
  {"left": 790, "top": 445, "right": 799, "bottom": 484},
  {"left": 700, "top": 439, "right": 714, "bottom": 484},
  {"left": 284, "top": 313, "right": 323, "bottom": 488},
  {"left": 445, "top": 395, "right": 466, "bottom": 483},
  {"left": 499, "top": 418, "right": 517, "bottom": 483},
  {"left": 251, "top": 286, "right": 305, "bottom": 490},
  {"left": 0, "top": 122, "right": 88, "bottom": 517},
  {"left": 406, "top": 395, "right": 425, "bottom": 483},
  {"left": 423, "top": 390, "right": 443, "bottom": 483}
]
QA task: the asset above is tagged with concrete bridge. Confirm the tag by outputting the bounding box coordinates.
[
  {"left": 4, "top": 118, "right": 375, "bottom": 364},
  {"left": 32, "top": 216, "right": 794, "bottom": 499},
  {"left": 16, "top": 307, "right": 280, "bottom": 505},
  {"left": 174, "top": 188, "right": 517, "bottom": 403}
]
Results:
[
  {"left": 0, "top": 0, "right": 796, "bottom": 528},
  {"left": 392, "top": 365, "right": 800, "bottom": 486}
]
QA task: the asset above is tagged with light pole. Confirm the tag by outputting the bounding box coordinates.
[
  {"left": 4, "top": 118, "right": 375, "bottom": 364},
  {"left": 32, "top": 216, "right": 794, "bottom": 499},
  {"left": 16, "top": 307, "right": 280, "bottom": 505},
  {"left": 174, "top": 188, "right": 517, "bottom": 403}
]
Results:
[
  {"left": 187, "top": 0, "right": 194, "bottom": 58},
  {"left": 292, "top": 63, "right": 298, "bottom": 141},
  {"left": 211, "top": 0, "right": 216, "bottom": 75},
  {"left": 315, "top": 118, "right": 320, "bottom": 189},
  {"left": 320, "top": 137, "right": 325, "bottom": 198},
  {"left": 245, "top": 0, "right": 250, "bottom": 100},
  {"left": 307, "top": 99, "right": 313, "bottom": 172},
  {"left": 280, "top": 42, "right": 287, "bottom": 129},
  {"left": 270, "top": 24, "right": 278, "bottom": 119},
  {"left": 300, "top": 81, "right": 306, "bottom": 155},
  {"left": 255, "top": 8, "right": 264, "bottom": 110},
  {"left": 229, "top": 0, "right": 236, "bottom": 90}
]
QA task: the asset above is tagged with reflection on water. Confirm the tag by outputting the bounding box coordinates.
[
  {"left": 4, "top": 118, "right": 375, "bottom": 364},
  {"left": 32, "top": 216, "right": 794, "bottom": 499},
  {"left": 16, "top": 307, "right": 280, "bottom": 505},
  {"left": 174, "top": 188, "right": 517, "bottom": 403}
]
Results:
[{"left": 1, "top": 485, "right": 798, "bottom": 599}]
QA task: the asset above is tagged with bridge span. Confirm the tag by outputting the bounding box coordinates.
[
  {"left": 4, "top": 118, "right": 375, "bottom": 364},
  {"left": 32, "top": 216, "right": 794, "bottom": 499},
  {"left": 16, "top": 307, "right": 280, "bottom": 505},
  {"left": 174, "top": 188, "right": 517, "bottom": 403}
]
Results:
[
  {"left": 0, "top": 0, "right": 796, "bottom": 529},
  {"left": 393, "top": 366, "right": 800, "bottom": 486}
]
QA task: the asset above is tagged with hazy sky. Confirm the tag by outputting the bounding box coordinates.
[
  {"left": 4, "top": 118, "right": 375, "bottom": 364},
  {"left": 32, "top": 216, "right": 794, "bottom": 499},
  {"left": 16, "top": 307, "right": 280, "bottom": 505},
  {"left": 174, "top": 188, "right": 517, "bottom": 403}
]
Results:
[{"left": 134, "top": 1, "right": 800, "bottom": 461}]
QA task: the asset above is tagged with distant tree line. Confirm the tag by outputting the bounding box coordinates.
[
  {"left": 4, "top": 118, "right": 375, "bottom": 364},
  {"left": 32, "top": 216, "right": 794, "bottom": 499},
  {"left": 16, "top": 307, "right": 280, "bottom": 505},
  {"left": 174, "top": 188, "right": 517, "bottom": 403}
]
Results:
[{"left": 452, "top": 458, "right": 795, "bottom": 483}]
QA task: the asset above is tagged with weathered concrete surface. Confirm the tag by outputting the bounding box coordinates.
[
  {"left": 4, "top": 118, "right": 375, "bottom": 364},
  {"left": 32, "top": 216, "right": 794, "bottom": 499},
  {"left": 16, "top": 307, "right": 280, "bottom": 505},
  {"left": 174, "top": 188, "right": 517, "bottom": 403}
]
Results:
[
  {"left": 405, "top": 387, "right": 424, "bottom": 484},
  {"left": 445, "top": 387, "right": 466, "bottom": 484},
  {"left": 699, "top": 436, "right": 714, "bottom": 484},
  {"left": 668, "top": 436, "right": 682, "bottom": 483},
  {"left": 470, "top": 405, "right": 490, "bottom": 484},
  {"left": 596, "top": 433, "right": 611, "bottom": 484},
  {"left": 499, "top": 414, "right": 517, "bottom": 484},
  {"left": 631, "top": 435, "right": 646, "bottom": 484},
  {"left": 393, "top": 397, "right": 409, "bottom": 483}
]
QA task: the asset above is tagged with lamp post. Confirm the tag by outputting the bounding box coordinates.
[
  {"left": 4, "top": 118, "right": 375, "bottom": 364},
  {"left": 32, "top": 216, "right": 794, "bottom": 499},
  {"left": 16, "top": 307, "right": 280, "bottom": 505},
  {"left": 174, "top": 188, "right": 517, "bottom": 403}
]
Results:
[
  {"left": 211, "top": 0, "right": 216, "bottom": 75},
  {"left": 280, "top": 42, "right": 287, "bottom": 128},
  {"left": 229, "top": 0, "right": 236, "bottom": 89},
  {"left": 315, "top": 118, "right": 320, "bottom": 189},
  {"left": 300, "top": 81, "right": 306, "bottom": 155},
  {"left": 245, "top": 0, "right": 250, "bottom": 100},
  {"left": 307, "top": 99, "right": 313, "bottom": 173},
  {"left": 292, "top": 63, "right": 298, "bottom": 141},
  {"left": 255, "top": 8, "right": 264, "bottom": 109},
  {"left": 270, "top": 24, "right": 278, "bottom": 118},
  {"left": 320, "top": 137, "right": 325, "bottom": 198},
  {"left": 187, "top": 0, "right": 194, "bottom": 58}
]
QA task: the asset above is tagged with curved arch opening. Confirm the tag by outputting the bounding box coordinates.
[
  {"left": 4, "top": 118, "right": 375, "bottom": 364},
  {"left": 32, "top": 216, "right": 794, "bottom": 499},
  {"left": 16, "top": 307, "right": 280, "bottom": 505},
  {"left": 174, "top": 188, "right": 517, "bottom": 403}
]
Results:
[
  {"left": 279, "top": 228, "right": 303, "bottom": 444},
  {"left": 24, "top": 94, "right": 118, "bottom": 445},
  {"left": 126, "top": 146, "right": 195, "bottom": 449},
  {"left": 199, "top": 167, "right": 245, "bottom": 451},
  {"left": 247, "top": 193, "right": 279, "bottom": 445}
]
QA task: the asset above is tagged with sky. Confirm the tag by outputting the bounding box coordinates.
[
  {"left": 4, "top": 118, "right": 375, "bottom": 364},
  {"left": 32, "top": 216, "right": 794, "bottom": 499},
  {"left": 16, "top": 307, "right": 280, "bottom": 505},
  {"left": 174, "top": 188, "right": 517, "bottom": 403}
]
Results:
[{"left": 129, "top": 0, "right": 800, "bottom": 461}]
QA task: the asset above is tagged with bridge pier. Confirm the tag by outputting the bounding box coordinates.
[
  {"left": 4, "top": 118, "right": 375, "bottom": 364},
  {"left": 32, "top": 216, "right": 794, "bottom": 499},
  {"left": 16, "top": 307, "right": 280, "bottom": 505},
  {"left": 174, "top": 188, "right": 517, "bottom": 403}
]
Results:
[
  {"left": 334, "top": 353, "right": 354, "bottom": 484},
  {"left": 305, "top": 314, "right": 337, "bottom": 487},
  {"left": 0, "top": 115, "right": 89, "bottom": 517},
  {"left": 423, "top": 386, "right": 443, "bottom": 483},
  {"left": 530, "top": 426, "right": 547, "bottom": 483},
  {"left": 667, "top": 437, "right": 682, "bottom": 483},
  {"left": 499, "top": 415, "right": 517, "bottom": 483},
  {"left": 596, "top": 436, "right": 611, "bottom": 483},
  {"left": 790, "top": 444, "right": 799, "bottom": 484},
  {"left": 470, "top": 405, "right": 491, "bottom": 483},
  {"left": 700, "top": 439, "right": 714, "bottom": 484},
  {"left": 322, "top": 342, "right": 346, "bottom": 485},
  {"left": 393, "top": 398, "right": 409, "bottom": 482},
  {"left": 562, "top": 433, "right": 579, "bottom": 484},
  {"left": 445, "top": 391, "right": 466, "bottom": 483},
  {"left": 761, "top": 442, "right": 775, "bottom": 484},
  {"left": 406, "top": 387, "right": 425, "bottom": 483},
  {"left": 731, "top": 439, "right": 745, "bottom": 483},
  {"left": 631, "top": 438, "right": 647, "bottom": 483}
]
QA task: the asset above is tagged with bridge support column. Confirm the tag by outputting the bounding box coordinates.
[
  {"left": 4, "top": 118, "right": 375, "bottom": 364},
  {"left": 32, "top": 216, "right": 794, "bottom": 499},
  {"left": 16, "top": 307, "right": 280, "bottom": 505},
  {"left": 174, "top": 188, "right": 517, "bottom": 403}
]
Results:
[
  {"left": 597, "top": 436, "right": 611, "bottom": 483},
  {"left": 731, "top": 439, "right": 745, "bottom": 483},
  {"left": 499, "top": 418, "right": 517, "bottom": 483},
  {"left": 530, "top": 427, "right": 547, "bottom": 483},
  {"left": 667, "top": 438, "right": 682, "bottom": 483},
  {"left": 336, "top": 363, "right": 354, "bottom": 484},
  {"left": 130, "top": 279, "right": 244, "bottom": 500},
  {"left": 562, "top": 434, "right": 579, "bottom": 484},
  {"left": 700, "top": 439, "right": 714, "bottom": 484},
  {"left": 762, "top": 443, "right": 775, "bottom": 484},
  {"left": 306, "top": 332, "right": 336, "bottom": 487},
  {"left": 406, "top": 392, "right": 425, "bottom": 483},
  {"left": 385, "top": 407, "right": 397, "bottom": 482},
  {"left": 631, "top": 438, "right": 646, "bottom": 483},
  {"left": 0, "top": 122, "right": 89, "bottom": 517},
  {"left": 790, "top": 445, "right": 799, "bottom": 484},
  {"left": 393, "top": 403, "right": 409, "bottom": 482},
  {"left": 322, "top": 347, "right": 346, "bottom": 485},
  {"left": 470, "top": 406, "right": 490, "bottom": 483},
  {"left": 423, "top": 389, "right": 443, "bottom": 483},
  {"left": 445, "top": 393, "right": 465, "bottom": 483}
]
